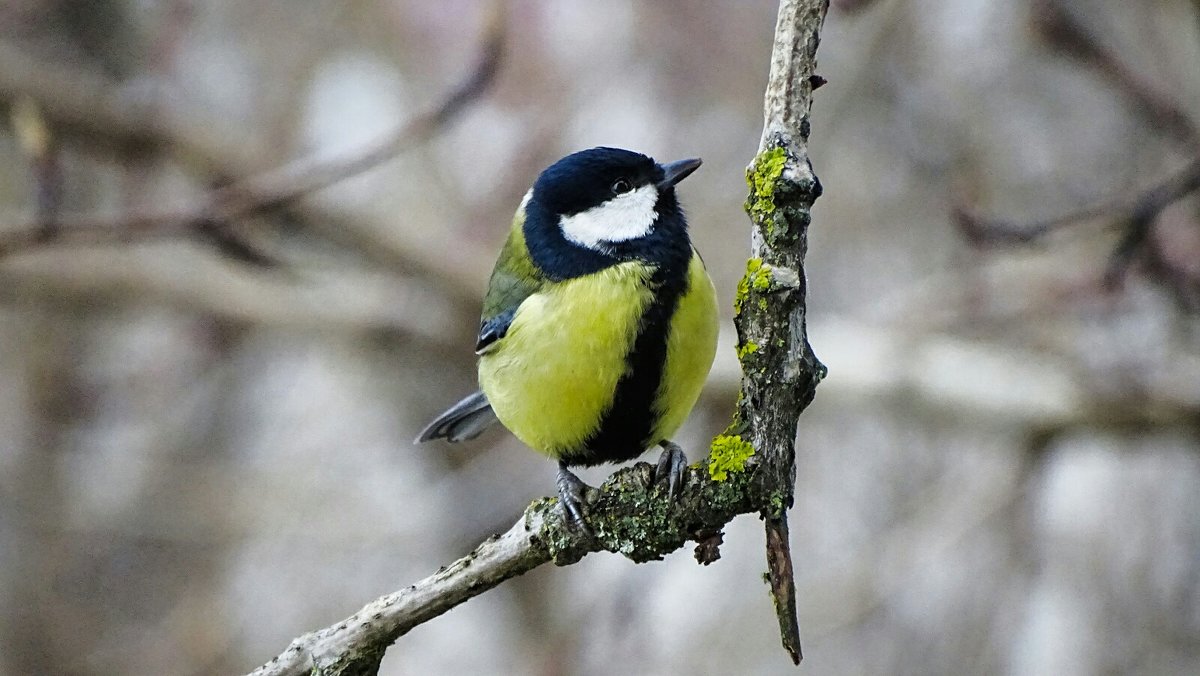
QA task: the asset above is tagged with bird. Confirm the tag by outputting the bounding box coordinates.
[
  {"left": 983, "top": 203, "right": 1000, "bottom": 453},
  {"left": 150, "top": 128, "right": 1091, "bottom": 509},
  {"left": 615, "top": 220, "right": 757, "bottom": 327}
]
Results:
[{"left": 416, "top": 147, "right": 718, "bottom": 527}]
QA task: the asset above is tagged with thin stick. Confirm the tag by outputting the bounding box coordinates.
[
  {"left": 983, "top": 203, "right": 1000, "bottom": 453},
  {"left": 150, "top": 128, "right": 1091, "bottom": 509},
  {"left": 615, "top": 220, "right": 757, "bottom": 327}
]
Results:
[{"left": 0, "top": 4, "right": 504, "bottom": 258}]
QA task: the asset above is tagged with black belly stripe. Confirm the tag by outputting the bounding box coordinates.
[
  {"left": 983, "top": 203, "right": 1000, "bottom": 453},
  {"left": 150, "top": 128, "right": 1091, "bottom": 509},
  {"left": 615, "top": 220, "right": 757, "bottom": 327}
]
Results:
[{"left": 567, "top": 257, "right": 691, "bottom": 467}]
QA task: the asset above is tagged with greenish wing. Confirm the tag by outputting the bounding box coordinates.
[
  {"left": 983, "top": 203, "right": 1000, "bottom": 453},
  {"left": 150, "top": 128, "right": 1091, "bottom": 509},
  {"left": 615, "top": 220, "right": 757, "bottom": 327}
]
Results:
[{"left": 476, "top": 213, "right": 544, "bottom": 354}]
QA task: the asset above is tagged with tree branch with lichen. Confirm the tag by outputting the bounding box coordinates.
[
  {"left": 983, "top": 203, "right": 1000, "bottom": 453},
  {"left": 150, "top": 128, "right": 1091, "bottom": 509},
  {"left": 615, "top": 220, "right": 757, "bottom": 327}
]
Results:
[
  {"left": 734, "top": 0, "right": 828, "bottom": 663},
  {"left": 247, "top": 0, "right": 828, "bottom": 673}
]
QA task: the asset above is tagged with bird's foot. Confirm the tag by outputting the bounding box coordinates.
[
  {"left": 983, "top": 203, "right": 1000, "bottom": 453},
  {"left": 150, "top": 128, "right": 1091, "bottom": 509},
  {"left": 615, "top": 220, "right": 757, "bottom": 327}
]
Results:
[
  {"left": 556, "top": 462, "right": 592, "bottom": 533},
  {"left": 653, "top": 440, "right": 688, "bottom": 499}
]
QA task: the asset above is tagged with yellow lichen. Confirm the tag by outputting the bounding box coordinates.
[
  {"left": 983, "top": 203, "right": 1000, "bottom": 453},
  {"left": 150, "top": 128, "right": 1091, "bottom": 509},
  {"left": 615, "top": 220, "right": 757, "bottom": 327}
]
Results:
[
  {"left": 745, "top": 146, "right": 788, "bottom": 221},
  {"left": 736, "top": 341, "right": 759, "bottom": 360},
  {"left": 734, "top": 258, "right": 773, "bottom": 314},
  {"left": 708, "top": 435, "right": 755, "bottom": 481}
]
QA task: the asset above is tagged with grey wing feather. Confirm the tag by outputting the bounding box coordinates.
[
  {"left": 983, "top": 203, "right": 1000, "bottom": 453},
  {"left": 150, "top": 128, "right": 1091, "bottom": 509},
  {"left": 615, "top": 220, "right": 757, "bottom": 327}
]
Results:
[
  {"left": 415, "top": 390, "right": 499, "bottom": 443},
  {"left": 475, "top": 308, "right": 515, "bottom": 354}
]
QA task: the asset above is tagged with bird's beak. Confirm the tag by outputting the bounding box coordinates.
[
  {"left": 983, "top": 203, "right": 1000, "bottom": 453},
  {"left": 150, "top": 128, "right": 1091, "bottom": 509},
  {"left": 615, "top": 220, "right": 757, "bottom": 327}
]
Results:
[{"left": 657, "top": 158, "right": 702, "bottom": 190}]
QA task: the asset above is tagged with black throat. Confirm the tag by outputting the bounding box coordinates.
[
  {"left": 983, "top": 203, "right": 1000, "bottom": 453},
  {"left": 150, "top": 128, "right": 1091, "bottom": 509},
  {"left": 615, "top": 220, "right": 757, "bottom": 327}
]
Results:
[{"left": 538, "top": 197, "right": 694, "bottom": 466}]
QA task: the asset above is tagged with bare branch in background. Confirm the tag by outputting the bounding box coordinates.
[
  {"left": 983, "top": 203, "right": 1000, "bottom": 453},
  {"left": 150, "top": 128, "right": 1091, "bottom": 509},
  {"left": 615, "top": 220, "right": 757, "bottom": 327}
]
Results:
[
  {"left": 954, "top": 158, "right": 1200, "bottom": 248},
  {"left": 246, "top": 0, "right": 829, "bottom": 672},
  {"left": 955, "top": 159, "right": 1200, "bottom": 310},
  {"left": 1030, "top": 0, "right": 1198, "bottom": 146},
  {"left": 953, "top": 199, "right": 1117, "bottom": 247},
  {"left": 1102, "top": 159, "right": 1200, "bottom": 285},
  {"left": 0, "top": 3, "right": 505, "bottom": 261},
  {"left": 953, "top": 0, "right": 1200, "bottom": 311}
]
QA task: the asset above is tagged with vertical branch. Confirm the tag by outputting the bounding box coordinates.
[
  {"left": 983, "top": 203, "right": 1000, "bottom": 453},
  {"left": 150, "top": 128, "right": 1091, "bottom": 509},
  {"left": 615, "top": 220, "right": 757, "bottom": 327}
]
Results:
[{"left": 735, "top": 0, "right": 828, "bottom": 665}]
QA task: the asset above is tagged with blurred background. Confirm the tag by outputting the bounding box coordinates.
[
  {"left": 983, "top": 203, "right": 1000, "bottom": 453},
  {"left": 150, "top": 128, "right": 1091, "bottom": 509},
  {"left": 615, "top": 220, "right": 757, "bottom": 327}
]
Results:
[{"left": 1, "top": 0, "right": 1199, "bottom": 674}]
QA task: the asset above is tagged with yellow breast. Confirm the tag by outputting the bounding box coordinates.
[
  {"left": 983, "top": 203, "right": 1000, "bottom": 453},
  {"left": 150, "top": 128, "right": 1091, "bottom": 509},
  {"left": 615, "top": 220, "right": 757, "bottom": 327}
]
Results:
[
  {"left": 478, "top": 262, "right": 655, "bottom": 454},
  {"left": 478, "top": 251, "right": 719, "bottom": 460}
]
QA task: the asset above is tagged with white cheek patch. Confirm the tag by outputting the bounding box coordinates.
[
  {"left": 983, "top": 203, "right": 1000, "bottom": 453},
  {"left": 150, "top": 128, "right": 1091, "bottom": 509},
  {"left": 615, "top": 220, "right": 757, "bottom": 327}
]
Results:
[{"left": 559, "top": 184, "right": 659, "bottom": 250}]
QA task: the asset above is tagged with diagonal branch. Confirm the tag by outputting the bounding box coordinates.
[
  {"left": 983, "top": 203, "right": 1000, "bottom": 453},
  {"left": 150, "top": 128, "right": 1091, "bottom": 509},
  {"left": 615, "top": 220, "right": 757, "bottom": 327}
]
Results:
[
  {"left": 1030, "top": 0, "right": 1198, "bottom": 146},
  {"left": 954, "top": 145, "right": 1200, "bottom": 307},
  {"left": 954, "top": 157, "right": 1200, "bottom": 247},
  {"left": 955, "top": 2, "right": 1200, "bottom": 309},
  {"left": 0, "top": 3, "right": 504, "bottom": 259},
  {"left": 1102, "top": 158, "right": 1200, "bottom": 284},
  {"left": 249, "top": 462, "right": 771, "bottom": 676}
]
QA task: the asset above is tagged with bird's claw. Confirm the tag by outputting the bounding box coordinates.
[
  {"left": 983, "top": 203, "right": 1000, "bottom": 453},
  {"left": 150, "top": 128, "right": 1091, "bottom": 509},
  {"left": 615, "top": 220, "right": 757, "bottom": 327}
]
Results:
[
  {"left": 556, "top": 462, "right": 593, "bottom": 533},
  {"left": 654, "top": 441, "right": 688, "bottom": 499}
]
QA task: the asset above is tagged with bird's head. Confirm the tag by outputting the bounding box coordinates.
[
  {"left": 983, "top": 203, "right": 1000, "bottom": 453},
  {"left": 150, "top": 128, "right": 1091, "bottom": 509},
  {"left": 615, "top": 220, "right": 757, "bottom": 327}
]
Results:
[{"left": 521, "top": 147, "right": 701, "bottom": 276}]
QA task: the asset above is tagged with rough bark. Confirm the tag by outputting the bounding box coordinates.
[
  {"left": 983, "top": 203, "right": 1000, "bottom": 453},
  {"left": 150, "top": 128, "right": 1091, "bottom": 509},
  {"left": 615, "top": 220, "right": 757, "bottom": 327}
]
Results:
[
  {"left": 250, "top": 463, "right": 771, "bottom": 676},
  {"left": 735, "top": 0, "right": 829, "bottom": 664}
]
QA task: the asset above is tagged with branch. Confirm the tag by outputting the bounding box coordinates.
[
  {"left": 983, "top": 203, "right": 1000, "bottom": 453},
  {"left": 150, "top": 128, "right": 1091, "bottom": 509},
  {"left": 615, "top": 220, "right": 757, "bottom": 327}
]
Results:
[
  {"left": 247, "top": 0, "right": 830, "bottom": 672},
  {"left": 250, "top": 462, "right": 771, "bottom": 676},
  {"left": 0, "top": 249, "right": 464, "bottom": 339},
  {"left": 736, "top": 0, "right": 829, "bottom": 664},
  {"left": 1030, "top": 0, "right": 1198, "bottom": 145},
  {"left": 954, "top": 155, "right": 1200, "bottom": 301},
  {"left": 1102, "top": 158, "right": 1200, "bottom": 285},
  {"left": 0, "top": 3, "right": 505, "bottom": 259},
  {"left": 956, "top": 0, "right": 1200, "bottom": 252},
  {"left": 952, "top": 2, "right": 1200, "bottom": 310},
  {"left": 954, "top": 157, "right": 1200, "bottom": 244}
]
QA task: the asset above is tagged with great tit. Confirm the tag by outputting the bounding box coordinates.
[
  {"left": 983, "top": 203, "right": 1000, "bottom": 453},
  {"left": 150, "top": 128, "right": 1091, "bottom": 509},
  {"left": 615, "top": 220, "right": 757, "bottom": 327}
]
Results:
[{"left": 417, "top": 147, "right": 718, "bottom": 527}]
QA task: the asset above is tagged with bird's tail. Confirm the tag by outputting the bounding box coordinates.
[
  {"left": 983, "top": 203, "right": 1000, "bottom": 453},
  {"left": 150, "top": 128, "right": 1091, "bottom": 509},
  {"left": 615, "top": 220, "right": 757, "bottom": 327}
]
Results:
[{"left": 415, "top": 390, "right": 499, "bottom": 443}]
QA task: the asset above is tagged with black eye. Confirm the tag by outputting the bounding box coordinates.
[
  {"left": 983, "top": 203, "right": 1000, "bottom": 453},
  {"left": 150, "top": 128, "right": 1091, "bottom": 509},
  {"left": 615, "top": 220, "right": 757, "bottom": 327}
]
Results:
[{"left": 611, "top": 178, "right": 632, "bottom": 195}]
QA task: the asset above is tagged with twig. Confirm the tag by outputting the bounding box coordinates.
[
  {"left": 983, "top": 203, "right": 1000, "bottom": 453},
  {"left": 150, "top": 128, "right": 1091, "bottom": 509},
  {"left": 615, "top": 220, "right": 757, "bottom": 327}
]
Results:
[
  {"left": 954, "top": 158, "right": 1200, "bottom": 245},
  {"left": 958, "top": 1, "right": 1200, "bottom": 247},
  {"left": 1102, "top": 158, "right": 1200, "bottom": 284},
  {"left": 0, "top": 3, "right": 505, "bottom": 259},
  {"left": 1030, "top": 0, "right": 1198, "bottom": 145},
  {"left": 955, "top": 1, "right": 1200, "bottom": 308},
  {"left": 953, "top": 200, "right": 1117, "bottom": 246},
  {"left": 0, "top": 251, "right": 462, "bottom": 339},
  {"left": 1142, "top": 216, "right": 1200, "bottom": 312},
  {"left": 955, "top": 157, "right": 1200, "bottom": 298}
]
